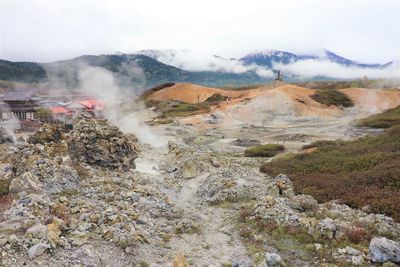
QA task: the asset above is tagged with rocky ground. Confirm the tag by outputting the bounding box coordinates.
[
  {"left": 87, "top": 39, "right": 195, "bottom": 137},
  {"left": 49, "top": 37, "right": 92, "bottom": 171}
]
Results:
[{"left": 0, "top": 114, "right": 399, "bottom": 266}]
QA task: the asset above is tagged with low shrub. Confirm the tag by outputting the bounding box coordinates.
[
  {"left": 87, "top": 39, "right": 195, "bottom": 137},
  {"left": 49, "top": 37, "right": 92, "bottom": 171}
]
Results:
[
  {"left": 156, "top": 101, "right": 210, "bottom": 117},
  {"left": 244, "top": 144, "right": 285, "bottom": 157},
  {"left": 260, "top": 125, "right": 400, "bottom": 221},
  {"left": 302, "top": 140, "right": 344, "bottom": 150},
  {"left": 356, "top": 106, "right": 400, "bottom": 128},
  {"left": 204, "top": 93, "right": 229, "bottom": 105},
  {"left": 344, "top": 226, "right": 371, "bottom": 244},
  {"left": 311, "top": 89, "right": 354, "bottom": 108}
]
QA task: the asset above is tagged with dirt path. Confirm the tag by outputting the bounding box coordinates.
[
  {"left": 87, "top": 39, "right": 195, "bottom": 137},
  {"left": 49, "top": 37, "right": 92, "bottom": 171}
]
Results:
[{"left": 135, "top": 147, "right": 252, "bottom": 266}]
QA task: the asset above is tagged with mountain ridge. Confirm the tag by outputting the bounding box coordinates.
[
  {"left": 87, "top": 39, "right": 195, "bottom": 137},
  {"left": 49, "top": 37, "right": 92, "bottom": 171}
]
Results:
[{"left": 0, "top": 49, "right": 397, "bottom": 89}]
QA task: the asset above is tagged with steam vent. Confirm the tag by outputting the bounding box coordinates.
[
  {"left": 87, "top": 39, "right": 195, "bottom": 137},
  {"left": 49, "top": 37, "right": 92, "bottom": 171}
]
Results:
[{"left": 1, "top": 1, "right": 400, "bottom": 265}]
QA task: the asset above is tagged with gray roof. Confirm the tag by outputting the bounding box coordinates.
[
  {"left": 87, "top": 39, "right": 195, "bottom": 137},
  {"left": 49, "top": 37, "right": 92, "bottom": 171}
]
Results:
[{"left": 0, "top": 89, "right": 39, "bottom": 101}]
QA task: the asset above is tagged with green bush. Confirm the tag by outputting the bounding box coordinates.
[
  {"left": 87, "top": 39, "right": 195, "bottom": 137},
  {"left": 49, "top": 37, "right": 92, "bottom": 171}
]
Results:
[
  {"left": 356, "top": 106, "right": 400, "bottom": 128},
  {"left": 311, "top": 89, "right": 354, "bottom": 107},
  {"left": 204, "top": 93, "right": 229, "bottom": 105},
  {"left": 244, "top": 144, "right": 285, "bottom": 157},
  {"left": 302, "top": 140, "right": 344, "bottom": 150}
]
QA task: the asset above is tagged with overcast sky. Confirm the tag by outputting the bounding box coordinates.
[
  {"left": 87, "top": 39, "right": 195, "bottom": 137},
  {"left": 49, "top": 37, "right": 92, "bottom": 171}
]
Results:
[{"left": 0, "top": 0, "right": 399, "bottom": 63}]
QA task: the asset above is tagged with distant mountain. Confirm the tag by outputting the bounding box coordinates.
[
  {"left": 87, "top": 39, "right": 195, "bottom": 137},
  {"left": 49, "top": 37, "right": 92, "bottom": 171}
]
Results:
[
  {"left": 240, "top": 50, "right": 317, "bottom": 68},
  {"left": 240, "top": 49, "right": 392, "bottom": 69},
  {"left": 0, "top": 60, "right": 47, "bottom": 83},
  {"left": 322, "top": 50, "right": 392, "bottom": 68},
  {"left": 0, "top": 54, "right": 269, "bottom": 89},
  {"left": 136, "top": 49, "right": 248, "bottom": 73},
  {"left": 0, "top": 49, "right": 396, "bottom": 90}
]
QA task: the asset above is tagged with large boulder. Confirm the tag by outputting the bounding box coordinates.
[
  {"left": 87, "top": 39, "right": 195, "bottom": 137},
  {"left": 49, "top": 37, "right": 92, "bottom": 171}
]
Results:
[
  {"left": 369, "top": 237, "right": 400, "bottom": 263},
  {"left": 196, "top": 169, "right": 256, "bottom": 204},
  {"left": 68, "top": 113, "right": 138, "bottom": 170}
]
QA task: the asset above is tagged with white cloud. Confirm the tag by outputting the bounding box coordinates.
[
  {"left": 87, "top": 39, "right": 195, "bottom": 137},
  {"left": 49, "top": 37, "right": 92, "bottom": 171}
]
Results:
[
  {"left": 274, "top": 60, "right": 400, "bottom": 79},
  {"left": 139, "top": 50, "right": 274, "bottom": 77}
]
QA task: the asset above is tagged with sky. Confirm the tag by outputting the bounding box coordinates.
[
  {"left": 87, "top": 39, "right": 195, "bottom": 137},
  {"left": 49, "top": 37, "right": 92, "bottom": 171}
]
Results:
[{"left": 0, "top": 0, "right": 399, "bottom": 63}]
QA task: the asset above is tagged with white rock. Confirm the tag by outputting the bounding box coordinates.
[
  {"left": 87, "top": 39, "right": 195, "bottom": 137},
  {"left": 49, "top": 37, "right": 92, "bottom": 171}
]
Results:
[
  {"left": 369, "top": 237, "right": 400, "bottom": 263},
  {"left": 26, "top": 224, "right": 48, "bottom": 239},
  {"left": 314, "top": 243, "right": 322, "bottom": 251},
  {"left": 28, "top": 242, "right": 50, "bottom": 260},
  {"left": 265, "top": 252, "right": 285, "bottom": 266}
]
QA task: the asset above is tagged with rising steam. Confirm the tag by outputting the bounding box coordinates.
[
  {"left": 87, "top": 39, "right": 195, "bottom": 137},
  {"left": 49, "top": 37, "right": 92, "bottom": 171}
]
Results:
[
  {"left": 76, "top": 64, "right": 169, "bottom": 147},
  {"left": 0, "top": 101, "right": 20, "bottom": 143}
]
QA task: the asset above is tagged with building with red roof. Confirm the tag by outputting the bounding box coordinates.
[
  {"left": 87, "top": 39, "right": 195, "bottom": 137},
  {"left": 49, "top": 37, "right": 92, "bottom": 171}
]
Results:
[{"left": 77, "top": 99, "right": 105, "bottom": 111}]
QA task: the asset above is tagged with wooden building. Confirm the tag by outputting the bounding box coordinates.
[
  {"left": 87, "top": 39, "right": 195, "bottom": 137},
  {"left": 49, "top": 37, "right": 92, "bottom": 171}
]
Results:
[{"left": 0, "top": 89, "right": 40, "bottom": 120}]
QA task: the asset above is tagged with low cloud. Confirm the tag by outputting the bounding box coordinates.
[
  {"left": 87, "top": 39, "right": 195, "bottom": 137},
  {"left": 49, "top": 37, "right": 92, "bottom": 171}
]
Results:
[
  {"left": 273, "top": 59, "right": 400, "bottom": 80},
  {"left": 139, "top": 50, "right": 274, "bottom": 78}
]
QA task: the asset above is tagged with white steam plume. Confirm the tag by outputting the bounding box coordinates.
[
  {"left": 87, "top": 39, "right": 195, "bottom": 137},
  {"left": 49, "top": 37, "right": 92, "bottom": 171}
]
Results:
[
  {"left": 0, "top": 101, "right": 20, "bottom": 144},
  {"left": 76, "top": 64, "right": 169, "bottom": 148}
]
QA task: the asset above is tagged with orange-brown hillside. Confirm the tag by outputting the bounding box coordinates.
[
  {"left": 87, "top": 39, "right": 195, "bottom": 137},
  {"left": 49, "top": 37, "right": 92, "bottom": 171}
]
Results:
[
  {"left": 147, "top": 83, "right": 400, "bottom": 123},
  {"left": 148, "top": 83, "right": 246, "bottom": 104},
  {"left": 340, "top": 88, "right": 400, "bottom": 112}
]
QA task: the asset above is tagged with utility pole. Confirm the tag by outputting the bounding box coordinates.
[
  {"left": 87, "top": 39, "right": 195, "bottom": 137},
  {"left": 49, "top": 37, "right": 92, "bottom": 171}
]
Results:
[{"left": 274, "top": 70, "right": 283, "bottom": 88}]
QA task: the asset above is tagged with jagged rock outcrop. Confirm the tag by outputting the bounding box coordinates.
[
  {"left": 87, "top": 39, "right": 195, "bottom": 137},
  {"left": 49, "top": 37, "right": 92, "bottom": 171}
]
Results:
[
  {"left": 68, "top": 113, "right": 139, "bottom": 170},
  {"left": 28, "top": 124, "right": 64, "bottom": 145},
  {"left": 268, "top": 174, "right": 295, "bottom": 198}
]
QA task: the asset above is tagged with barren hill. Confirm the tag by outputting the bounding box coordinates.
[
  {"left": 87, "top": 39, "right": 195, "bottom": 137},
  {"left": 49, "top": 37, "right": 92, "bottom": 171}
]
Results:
[
  {"left": 149, "top": 83, "right": 246, "bottom": 104},
  {"left": 340, "top": 87, "right": 400, "bottom": 113},
  {"left": 149, "top": 82, "right": 400, "bottom": 115}
]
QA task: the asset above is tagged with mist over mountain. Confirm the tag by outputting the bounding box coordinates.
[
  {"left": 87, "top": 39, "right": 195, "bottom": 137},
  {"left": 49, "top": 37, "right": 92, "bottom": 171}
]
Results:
[
  {"left": 0, "top": 49, "right": 398, "bottom": 91},
  {"left": 239, "top": 49, "right": 392, "bottom": 69},
  {"left": 136, "top": 49, "right": 399, "bottom": 81}
]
